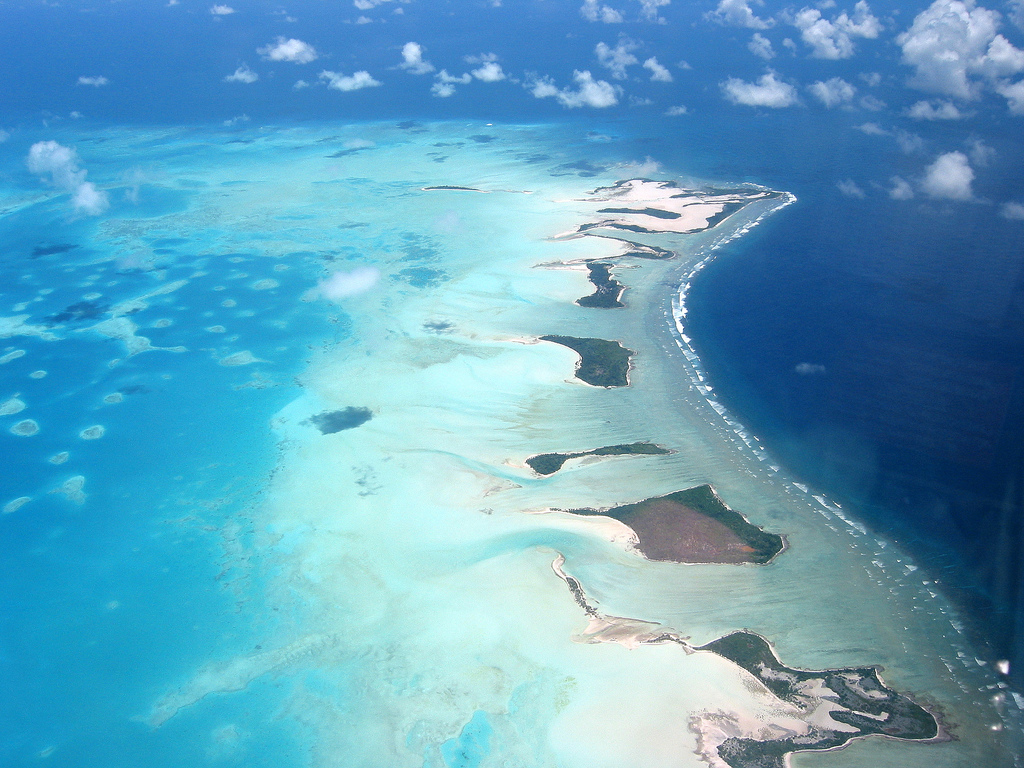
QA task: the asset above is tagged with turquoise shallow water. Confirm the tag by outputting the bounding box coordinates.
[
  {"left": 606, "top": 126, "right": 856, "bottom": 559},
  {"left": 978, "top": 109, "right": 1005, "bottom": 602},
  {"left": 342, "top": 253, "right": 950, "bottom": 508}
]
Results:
[{"left": 1, "top": 120, "right": 1020, "bottom": 768}]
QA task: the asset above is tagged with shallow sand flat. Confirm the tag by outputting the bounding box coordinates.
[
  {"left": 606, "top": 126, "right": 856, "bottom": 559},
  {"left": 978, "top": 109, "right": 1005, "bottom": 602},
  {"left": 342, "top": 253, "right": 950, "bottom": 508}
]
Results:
[{"left": 138, "top": 123, "right": 1017, "bottom": 768}]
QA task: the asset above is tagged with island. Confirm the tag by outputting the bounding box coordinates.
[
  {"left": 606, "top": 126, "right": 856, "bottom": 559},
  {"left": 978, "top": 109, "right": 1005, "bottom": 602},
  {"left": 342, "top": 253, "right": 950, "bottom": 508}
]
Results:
[
  {"left": 576, "top": 261, "right": 625, "bottom": 308},
  {"left": 692, "top": 631, "right": 941, "bottom": 768},
  {"left": 526, "top": 442, "right": 670, "bottom": 475},
  {"left": 567, "top": 484, "right": 785, "bottom": 564},
  {"left": 539, "top": 335, "right": 633, "bottom": 388}
]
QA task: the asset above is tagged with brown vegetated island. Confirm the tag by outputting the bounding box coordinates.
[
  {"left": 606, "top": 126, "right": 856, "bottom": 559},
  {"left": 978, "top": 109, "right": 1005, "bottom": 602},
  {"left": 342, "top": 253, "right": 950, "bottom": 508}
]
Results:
[{"left": 568, "top": 484, "right": 785, "bottom": 564}]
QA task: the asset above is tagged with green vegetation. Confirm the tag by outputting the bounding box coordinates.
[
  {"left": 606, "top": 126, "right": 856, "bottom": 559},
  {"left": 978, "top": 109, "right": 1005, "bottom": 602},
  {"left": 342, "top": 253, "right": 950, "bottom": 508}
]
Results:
[
  {"left": 596, "top": 206, "right": 682, "bottom": 220},
  {"left": 539, "top": 335, "right": 633, "bottom": 387},
  {"left": 526, "top": 442, "right": 670, "bottom": 475},
  {"left": 576, "top": 261, "right": 625, "bottom": 308},
  {"left": 697, "top": 631, "right": 940, "bottom": 768}
]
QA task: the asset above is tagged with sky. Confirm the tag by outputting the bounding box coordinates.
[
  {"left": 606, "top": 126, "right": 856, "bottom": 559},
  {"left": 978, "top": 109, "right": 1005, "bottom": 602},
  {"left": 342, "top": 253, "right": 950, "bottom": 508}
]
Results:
[{"left": 1, "top": 0, "right": 1023, "bottom": 219}]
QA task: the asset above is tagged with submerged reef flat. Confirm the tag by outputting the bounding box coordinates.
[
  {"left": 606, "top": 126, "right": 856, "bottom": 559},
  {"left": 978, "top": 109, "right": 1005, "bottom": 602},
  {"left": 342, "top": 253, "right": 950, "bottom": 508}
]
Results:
[
  {"left": 576, "top": 261, "right": 625, "bottom": 308},
  {"left": 569, "top": 484, "right": 785, "bottom": 564},
  {"left": 526, "top": 442, "right": 670, "bottom": 475},
  {"left": 692, "top": 631, "right": 940, "bottom": 768},
  {"left": 539, "top": 335, "right": 633, "bottom": 387}
]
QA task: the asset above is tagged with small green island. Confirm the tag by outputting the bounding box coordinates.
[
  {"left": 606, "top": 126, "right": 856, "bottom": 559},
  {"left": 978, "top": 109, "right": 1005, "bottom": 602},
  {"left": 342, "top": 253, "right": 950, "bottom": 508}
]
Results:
[
  {"left": 539, "top": 335, "right": 633, "bottom": 387},
  {"left": 576, "top": 261, "right": 625, "bottom": 308},
  {"left": 694, "top": 631, "right": 941, "bottom": 768},
  {"left": 526, "top": 442, "right": 670, "bottom": 475},
  {"left": 568, "top": 484, "right": 785, "bottom": 564}
]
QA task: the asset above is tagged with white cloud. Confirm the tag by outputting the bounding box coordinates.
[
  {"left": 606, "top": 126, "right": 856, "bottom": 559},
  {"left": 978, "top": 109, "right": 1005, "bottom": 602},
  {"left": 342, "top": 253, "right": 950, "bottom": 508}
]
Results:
[
  {"left": 319, "top": 70, "right": 382, "bottom": 91},
  {"left": 317, "top": 267, "right": 380, "bottom": 301},
  {"left": 922, "top": 151, "right": 975, "bottom": 200},
  {"left": 1000, "top": 201, "right": 1024, "bottom": 219},
  {"left": 721, "top": 69, "right": 799, "bottom": 107},
  {"left": 0, "top": 129, "right": 9, "bottom": 143},
  {"left": 354, "top": 0, "right": 393, "bottom": 8},
  {"left": 709, "top": 0, "right": 773, "bottom": 29},
  {"left": 837, "top": 179, "right": 866, "bottom": 197},
  {"left": 666, "top": 104, "right": 688, "bottom": 115},
  {"left": 596, "top": 40, "right": 639, "bottom": 79},
  {"left": 897, "top": 0, "right": 1024, "bottom": 100},
  {"left": 907, "top": 99, "right": 968, "bottom": 119},
  {"left": 643, "top": 57, "right": 673, "bottom": 82},
  {"left": 889, "top": 176, "right": 915, "bottom": 199},
  {"left": 222, "top": 114, "right": 249, "bottom": 126},
  {"left": 209, "top": 4, "right": 234, "bottom": 14},
  {"left": 1011, "top": 0, "right": 1024, "bottom": 30},
  {"left": 581, "top": 0, "right": 624, "bottom": 22},
  {"left": 996, "top": 78, "right": 1024, "bottom": 113},
  {"left": 638, "top": 0, "right": 671, "bottom": 23},
  {"left": 808, "top": 77, "right": 856, "bottom": 106},
  {"left": 356, "top": 15, "right": 373, "bottom": 24},
  {"left": 793, "top": 1, "right": 881, "bottom": 59},
  {"left": 26, "top": 141, "right": 109, "bottom": 216},
  {"left": 258, "top": 37, "right": 318, "bottom": 64},
  {"left": 749, "top": 32, "right": 775, "bottom": 59},
  {"left": 400, "top": 42, "right": 434, "bottom": 75},
  {"left": 967, "top": 137, "right": 996, "bottom": 165},
  {"left": 294, "top": 79, "right": 310, "bottom": 89},
  {"left": 432, "top": 69, "right": 472, "bottom": 96},
  {"left": 855, "top": 121, "right": 888, "bottom": 135},
  {"left": 77, "top": 76, "right": 108, "bottom": 87},
  {"left": 860, "top": 71, "right": 882, "bottom": 86},
  {"left": 472, "top": 61, "right": 506, "bottom": 82},
  {"left": 859, "top": 94, "right": 886, "bottom": 110},
  {"left": 795, "top": 362, "right": 826, "bottom": 374},
  {"left": 224, "top": 64, "right": 258, "bottom": 83},
  {"left": 529, "top": 71, "right": 620, "bottom": 108},
  {"left": 896, "top": 129, "right": 925, "bottom": 154}
]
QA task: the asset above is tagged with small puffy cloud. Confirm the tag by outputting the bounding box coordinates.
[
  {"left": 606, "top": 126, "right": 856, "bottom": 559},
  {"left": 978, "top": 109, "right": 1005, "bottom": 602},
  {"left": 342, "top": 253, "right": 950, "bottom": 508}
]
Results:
[
  {"left": 967, "top": 137, "right": 995, "bottom": 165},
  {"left": 860, "top": 71, "right": 882, "bottom": 86},
  {"left": 317, "top": 267, "right": 380, "bottom": 301},
  {"left": 224, "top": 65, "right": 258, "bottom": 83},
  {"left": 837, "top": 179, "right": 866, "bottom": 198},
  {"left": 0, "top": 129, "right": 9, "bottom": 143},
  {"left": 897, "top": 0, "right": 1024, "bottom": 100},
  {"left": 209, "top": 4, "right": 234, "bottom": 14},
  {"left": 643, "top": 57, "right": 673, "bottom": 82},
  {"left": 666, "top": 104, "right": 688, "bottom": 115},
  {"left": 721, "top": 69, "right": 798, "bottom": 107},
  {"left": 596, "top": 40, "right": 639, "bottom": 79},
  {"left": 559, "top": 70, "right": 620, "bottom": 107},
  {"left": 793, "top": 1, "right": 881, "bottom": 59},
  {"left": 432, "top": 70, "right": 472, "bottom": 96},
  {"left": 922, "top": 151, "right": 974, "bottom": 200},
  {"left": 638, "top": 0, "right": 671, "bottom": 23},
  {"left": 581, "top": 0, "right": 624, "bottom": 22},
  {"left": 258, "top": 37, "right": 318, "bottom": 64},
  {"left": 749, "top": 32, "right": 775, "bottom": 59},
  {"left": 795, "top": 362, "right": 826, "bottom": 374},
  {"left": 1000, "top": 201, "right": 1024, "bottom": 219},
  {"left": 294, "top": 79, "right": 310, "bottom": 89},
  {"left": 855, "top": 121, "right": 888, "bottom": 135},
  {"left": 77, "top": 76, "right": 108, "bottom": 87},
  {"left": 26, "top": 140, "right": 109, "bottom": 216},
  {"left": 808, "top": 77, "right": 856, "bottom": 106},
  {"left": 996, "top": 78, "right": 1024, "bottom": 113},
  {"left": 472, "top": 61, "right": 506, "bottom": 82},
  {"left": 400, "top": 42, "right": 434, "bottom": 75},
  {"left": 889, "top": 176, "right": 915, "bottom": 199},
  {"left": 896, "top": 129, "right": 925, "bottom": 154},
  {"left": 709, "top": 0, "right": 773, "bottom": 29},
  {"left": 907, "top": 99, "right": 967, "bottom": 119},
  {"left": 529, "top": 71, "right": 620, "bottom": 108},
  {"left": 859, "top": 94, "right": 886, "bottom": 110},
  {"left": 319, "top": 70, "right": 382, "bottom": 91}
]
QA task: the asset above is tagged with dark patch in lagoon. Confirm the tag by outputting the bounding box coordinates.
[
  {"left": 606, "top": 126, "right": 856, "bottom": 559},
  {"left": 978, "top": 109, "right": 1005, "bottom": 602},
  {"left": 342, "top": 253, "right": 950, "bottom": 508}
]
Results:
[
  {"left": 694, "top": 631, "right": 940, "bottom": 768},
  {"left": 597, "top": 206, "right": 682, "bottom": 220},
  {"left": 468, "top": 134, "right": 496, "bottom": 143},
  {"left": 576, "top": 261, "right": 624, "bottom": 308},
  {"left": 304, "top": 407, "right": 373, "bottom": 434},
  {"left": 423, "top": 320, "right": 455, "bottom": 334},
  {"left": 568, "top": 484, "right": 785, "bottom": 564},
  {"left": 396, "top": 266, "right": 447, "bottom": 288},
  {"left": 526, "top": 442, "right": 670, "bottom": 475},
  {"left": 551, "top": 160, "right": 607, "bottom": 178},
  {"left": 32, "top": 243, "right": 78, "bottom": 258},
  {"left": 539, "top": 335, "right": 633, "bottom": 388},
  {"left": 49, "top": 301, "right": 110, "bottom": 323}
]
